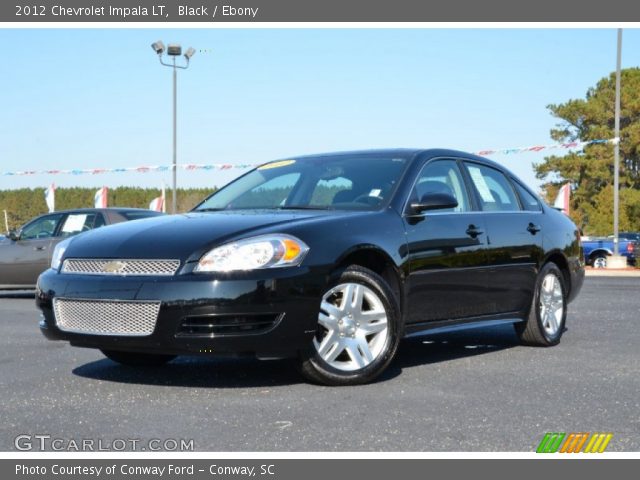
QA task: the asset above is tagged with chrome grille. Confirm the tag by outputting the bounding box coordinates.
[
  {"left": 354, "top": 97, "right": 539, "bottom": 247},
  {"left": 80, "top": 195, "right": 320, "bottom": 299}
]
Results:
[
  {"left": 53, "top": 298, "right": 160, "bottom": 336},
  {"left": 61, "top": 259, "right": 180, "bottom": 276}
]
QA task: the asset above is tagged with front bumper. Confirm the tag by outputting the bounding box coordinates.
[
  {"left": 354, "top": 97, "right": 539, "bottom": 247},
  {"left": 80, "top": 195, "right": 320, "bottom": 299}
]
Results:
[{"left": 36, "top": 266, "right": 329, "bottom": 359}]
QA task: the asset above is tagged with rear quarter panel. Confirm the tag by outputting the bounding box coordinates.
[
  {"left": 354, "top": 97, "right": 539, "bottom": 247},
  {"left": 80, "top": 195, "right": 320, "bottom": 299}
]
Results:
[{"left": 541, "top": 206, "right": 584, "bottom": 302}]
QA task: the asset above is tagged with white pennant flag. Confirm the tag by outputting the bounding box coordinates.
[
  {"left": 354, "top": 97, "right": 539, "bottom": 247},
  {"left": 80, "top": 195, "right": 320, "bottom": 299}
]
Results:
[
  {"left": 553, "top": 183, "right": 571, "bottom": 215},
  {"left": 44, "top": 183, "right": 56, "bottom": 213},
  {"left": 149, "top": 184, "right": 166, "bottom": 212},
  {"left": 94, "top": 186, "right": 108, "bottom": 208}
]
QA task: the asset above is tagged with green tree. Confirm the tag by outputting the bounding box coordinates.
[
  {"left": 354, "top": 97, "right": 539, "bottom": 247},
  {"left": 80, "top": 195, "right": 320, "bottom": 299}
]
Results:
[
  {"left": 535, "top": 68, "right": 640, "bottom": 235},
  {"left": 0, "top": 186, "right": 216, "bottom": 232}
]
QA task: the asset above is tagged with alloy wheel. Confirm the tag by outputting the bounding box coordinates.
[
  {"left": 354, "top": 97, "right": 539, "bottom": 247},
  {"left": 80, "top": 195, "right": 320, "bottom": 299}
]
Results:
[{"left": 539, "top": 273, "right": 564, "bottom": 336}]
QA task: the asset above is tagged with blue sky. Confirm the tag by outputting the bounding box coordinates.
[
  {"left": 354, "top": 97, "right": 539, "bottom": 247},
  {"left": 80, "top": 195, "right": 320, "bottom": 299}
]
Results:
[{"left": 0, "top": 28, "right": 638, "bottom": 193}]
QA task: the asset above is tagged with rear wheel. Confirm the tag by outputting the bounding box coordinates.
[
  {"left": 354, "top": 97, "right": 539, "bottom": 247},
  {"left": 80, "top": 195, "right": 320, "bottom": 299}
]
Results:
[
  {"left": 298, "top": 265, "right": 401, "bottom": 386},
  {"left": 515, "top": 262, "right": 567, "bottom": 346},
  {"left": 101, "top": 350, "right": 176, "bottom": 367}
]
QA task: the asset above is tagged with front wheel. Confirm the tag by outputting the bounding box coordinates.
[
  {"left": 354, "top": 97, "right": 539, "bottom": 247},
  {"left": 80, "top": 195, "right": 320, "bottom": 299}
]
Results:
[
  {"left": 298, "top": 265, "right": 401, "bottom": 386},
  {"left": 515, "top": 262, "right": 567, "bottom": 346},
  {"left": 101, "top": 350, "right": 176, "bottom": 367}
]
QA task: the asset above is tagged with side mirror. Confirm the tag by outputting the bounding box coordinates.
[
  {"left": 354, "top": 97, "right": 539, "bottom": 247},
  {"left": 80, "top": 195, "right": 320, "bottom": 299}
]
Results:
[
  {"left": 7, "top": 230, "right": 20, "bottom": 241},
  {"left": 411, "top": 192, "right": 458, "bottom": 213}
]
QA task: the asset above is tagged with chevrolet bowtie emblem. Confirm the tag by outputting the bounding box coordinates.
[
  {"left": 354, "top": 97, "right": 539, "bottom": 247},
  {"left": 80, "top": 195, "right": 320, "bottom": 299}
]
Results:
[{"left": 103, "top": 261, "right": 127, "bottom": 274}]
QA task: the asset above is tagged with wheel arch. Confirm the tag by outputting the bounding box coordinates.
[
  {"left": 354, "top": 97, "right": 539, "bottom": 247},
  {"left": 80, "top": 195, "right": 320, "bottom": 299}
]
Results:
[
  {"left": 587, "top": 248, "right": 612, "bottom": 260},
  {"left": 334, "top": 245, "right": 405, "bottom": 313},
  {"left": 542, "top": 250, "right": 572, "bottom": 297}
]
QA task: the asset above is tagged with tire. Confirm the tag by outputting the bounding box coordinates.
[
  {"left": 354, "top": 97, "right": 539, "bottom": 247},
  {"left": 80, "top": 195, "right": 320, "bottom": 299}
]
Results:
[
  {"left": 515, "top": 262, "right": 567, "bottom": 346},
  {"left": 297, "top": 265, "right": 401, "bottom": 386},
  {"left": 101, "top": 349, "right": 176, "bottom": 367},
  {"left": 592, "top": 254, "right": 608, "bottom": 269}
]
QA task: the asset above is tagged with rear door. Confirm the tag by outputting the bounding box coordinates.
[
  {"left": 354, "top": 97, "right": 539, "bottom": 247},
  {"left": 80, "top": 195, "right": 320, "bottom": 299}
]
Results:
[
  {"left": 403, "top": 158, "right": 492, "bottom": 324},
  {"left": 462, "top": 161, "right": 544, "bottom": 315}
]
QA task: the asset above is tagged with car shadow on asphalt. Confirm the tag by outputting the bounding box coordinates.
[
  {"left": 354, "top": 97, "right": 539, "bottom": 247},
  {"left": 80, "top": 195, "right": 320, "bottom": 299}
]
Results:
[
  {"left": 72, "top": 324, "right": 520, "bottom": 388},
  {"left": 381, "top": 323, "right": 520, "bottom": 379}
]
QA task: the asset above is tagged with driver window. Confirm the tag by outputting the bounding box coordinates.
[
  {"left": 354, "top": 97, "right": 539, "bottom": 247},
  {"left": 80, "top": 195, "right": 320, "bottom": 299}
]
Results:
[
  {"left": 20, "top": 214, "right": 63, "bottom": 240},
  {"left": 412, "top": 160, "right": 470, "bottom": 213}
]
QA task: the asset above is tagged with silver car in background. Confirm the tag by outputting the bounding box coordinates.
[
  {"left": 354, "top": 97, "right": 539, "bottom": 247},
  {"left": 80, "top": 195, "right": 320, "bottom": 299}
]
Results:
[{"left": 0, "top": 208, "right": 163, "bottom": 289}]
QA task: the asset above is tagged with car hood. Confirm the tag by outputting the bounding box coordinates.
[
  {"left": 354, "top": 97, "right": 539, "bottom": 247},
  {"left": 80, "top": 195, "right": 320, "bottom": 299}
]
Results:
[{"left": 63, "top": 210, "right": 349, "bottom": 262}]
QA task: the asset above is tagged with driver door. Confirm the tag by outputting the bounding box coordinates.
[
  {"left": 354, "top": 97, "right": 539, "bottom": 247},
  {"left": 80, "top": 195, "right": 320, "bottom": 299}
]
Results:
[{"left": 404, "top": 159, "right": 491, "bottom": 324}]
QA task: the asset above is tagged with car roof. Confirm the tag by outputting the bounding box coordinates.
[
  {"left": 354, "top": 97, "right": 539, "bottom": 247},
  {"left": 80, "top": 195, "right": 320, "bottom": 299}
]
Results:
[
  {"left": 279, "top": 148, "right": 539, "bottom": 198},
  {"left": 48, "top": 207, "right": 156, "bottom": 214},
  {"left": 284, "top": 148, "right": 507, "bottom": 171}
]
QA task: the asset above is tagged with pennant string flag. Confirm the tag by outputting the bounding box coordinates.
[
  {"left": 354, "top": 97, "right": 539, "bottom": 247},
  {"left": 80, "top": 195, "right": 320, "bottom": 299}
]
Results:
[{"left": 1, "top": 139, "right": 616, "bottom": 177}]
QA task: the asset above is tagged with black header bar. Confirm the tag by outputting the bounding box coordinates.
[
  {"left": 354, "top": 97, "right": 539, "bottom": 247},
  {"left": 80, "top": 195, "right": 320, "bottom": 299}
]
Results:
[{"left": 2, "top": 0, "right": 640, "bottom": 22}]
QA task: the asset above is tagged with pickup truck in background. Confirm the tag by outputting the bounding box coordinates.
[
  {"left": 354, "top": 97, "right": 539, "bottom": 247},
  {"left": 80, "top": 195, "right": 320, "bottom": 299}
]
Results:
[{"left": 581, "top": 236, "right": 639, "bottom": 268}]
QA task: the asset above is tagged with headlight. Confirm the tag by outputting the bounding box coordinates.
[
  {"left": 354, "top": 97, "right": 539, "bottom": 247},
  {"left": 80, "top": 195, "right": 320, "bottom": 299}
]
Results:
[
  {"left": 51, "top": 238, "right": 73, "bottom": 270},
  {"left": 194, "top": 234, "right": 309, "bottom": 273}
]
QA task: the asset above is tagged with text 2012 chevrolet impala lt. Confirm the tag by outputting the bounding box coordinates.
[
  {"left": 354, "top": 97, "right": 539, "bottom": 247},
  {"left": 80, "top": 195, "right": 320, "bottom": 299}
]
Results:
[{"left": 36, "top": 150, "right": 584, "bottom": 385}]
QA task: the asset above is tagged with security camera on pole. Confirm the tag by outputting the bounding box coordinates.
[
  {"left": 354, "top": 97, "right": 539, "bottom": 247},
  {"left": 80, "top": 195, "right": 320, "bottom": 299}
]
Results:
[{"left": 151, "top": 41, "right": 196, "bottom": 214}]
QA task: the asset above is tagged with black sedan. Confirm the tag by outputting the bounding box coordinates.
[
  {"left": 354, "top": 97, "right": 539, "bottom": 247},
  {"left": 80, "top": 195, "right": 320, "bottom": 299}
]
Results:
[
  {"left": 36, "top": 150, "right": 584, "bottom": 385},
  {"left": 1, "top": 208, "right": 163, "bottom": 289}
]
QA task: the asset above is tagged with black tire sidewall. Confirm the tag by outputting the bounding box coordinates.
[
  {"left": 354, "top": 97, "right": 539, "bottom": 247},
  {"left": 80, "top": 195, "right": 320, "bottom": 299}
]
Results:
[{"left": 533, "top": 263, "right": 567, "bottom": 345}]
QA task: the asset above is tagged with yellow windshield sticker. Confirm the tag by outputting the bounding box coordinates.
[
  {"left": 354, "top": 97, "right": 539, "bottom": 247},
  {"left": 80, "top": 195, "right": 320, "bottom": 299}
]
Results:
[{"left": 258, "top": 160, "right": 296, "bottom": 170}]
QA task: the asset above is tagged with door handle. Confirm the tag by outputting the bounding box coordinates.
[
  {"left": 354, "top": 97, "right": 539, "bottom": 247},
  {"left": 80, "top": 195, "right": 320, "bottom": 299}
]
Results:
[
  {"left": 527, "top": 223, "right": 541, "bottom": 234},
  {"left": 466, "top": 225, "right": 484, "bottom": 238},
  {"left": 34, "top": 246, "right": 46, "bottom": 251}
]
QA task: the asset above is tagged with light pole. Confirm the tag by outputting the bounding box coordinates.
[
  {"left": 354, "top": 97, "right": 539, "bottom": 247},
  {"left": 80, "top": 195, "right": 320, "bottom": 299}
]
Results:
[
  {"left": 613, "top": 29, "right": 622, "bottom": 257},
  {"left": 151, "top": 41, "right": 196, "bottom": 214}
]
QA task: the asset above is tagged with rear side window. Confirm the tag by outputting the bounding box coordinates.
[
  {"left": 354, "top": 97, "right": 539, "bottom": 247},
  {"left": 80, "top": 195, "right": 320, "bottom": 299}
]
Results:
[
  {"left": 465, "top": 163, "right": 520, "bottom": 212},
  {"left": 59, "top": 213, "right": 98, "bottom": 238},
  {"left": 512, "top": 180, "right": 542, "bottom": 212},
  {"left": 93, "top": 214, "right": 107, "bottom": 228}
]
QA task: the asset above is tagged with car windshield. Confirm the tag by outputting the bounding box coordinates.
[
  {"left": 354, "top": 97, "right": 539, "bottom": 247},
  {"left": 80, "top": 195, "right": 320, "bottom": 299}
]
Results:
[{"left": 194, "top": 154, "right": 411, "bottom": 212}]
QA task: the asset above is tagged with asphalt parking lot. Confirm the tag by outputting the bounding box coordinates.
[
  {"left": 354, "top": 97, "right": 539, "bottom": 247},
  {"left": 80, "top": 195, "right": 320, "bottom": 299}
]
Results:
[{"left": 0, "top": 277, "right": 638, "bottom": 452}]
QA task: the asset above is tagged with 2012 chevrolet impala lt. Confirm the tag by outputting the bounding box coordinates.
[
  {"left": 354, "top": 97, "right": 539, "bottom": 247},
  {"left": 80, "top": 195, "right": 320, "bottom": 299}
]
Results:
[{"left": 36, "top": 149, "right": 584, "bottom": 385}]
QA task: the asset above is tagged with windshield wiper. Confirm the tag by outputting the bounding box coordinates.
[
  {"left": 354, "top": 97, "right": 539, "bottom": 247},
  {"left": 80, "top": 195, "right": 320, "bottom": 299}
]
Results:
[
  {"left": 278, "top": 205, "right": 334, "bottom": 210},
  {"left": 195, "top": 208, "right": 225, "bottom": 212}
]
